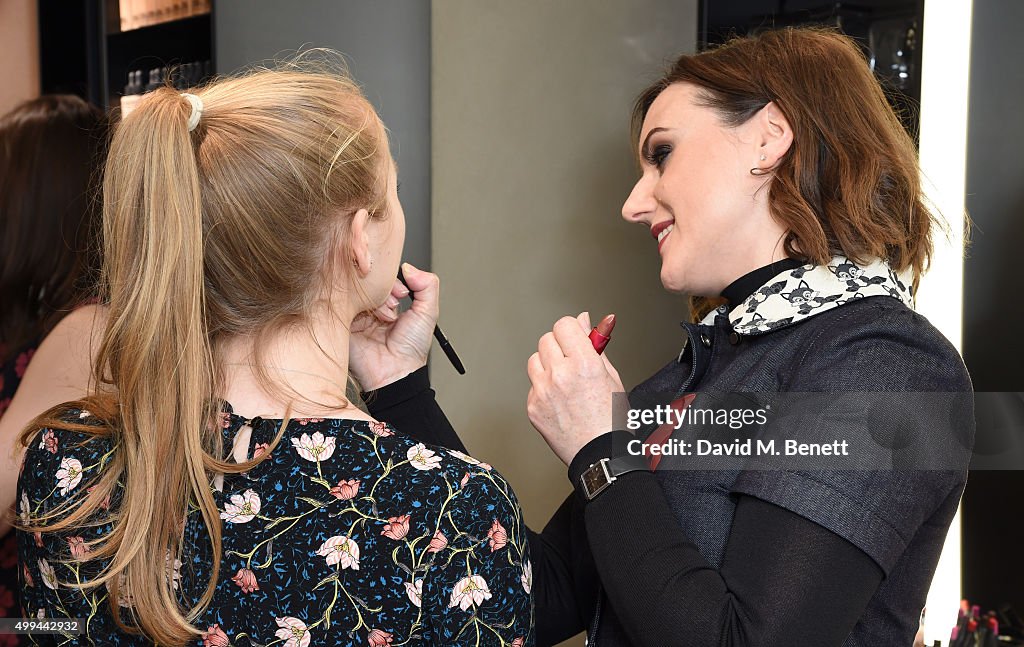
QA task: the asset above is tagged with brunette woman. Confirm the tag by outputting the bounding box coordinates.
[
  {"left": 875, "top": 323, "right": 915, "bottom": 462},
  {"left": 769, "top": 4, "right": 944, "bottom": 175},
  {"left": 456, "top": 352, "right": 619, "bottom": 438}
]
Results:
[{"left": 357, "top": 28, "right": 973, "bottom": 646}]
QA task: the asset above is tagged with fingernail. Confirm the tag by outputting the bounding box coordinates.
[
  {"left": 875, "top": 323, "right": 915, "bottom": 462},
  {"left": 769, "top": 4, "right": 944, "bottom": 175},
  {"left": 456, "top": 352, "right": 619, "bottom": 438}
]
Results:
[{"left": 386, "top": 295, "right": 400, "bottom": 308}]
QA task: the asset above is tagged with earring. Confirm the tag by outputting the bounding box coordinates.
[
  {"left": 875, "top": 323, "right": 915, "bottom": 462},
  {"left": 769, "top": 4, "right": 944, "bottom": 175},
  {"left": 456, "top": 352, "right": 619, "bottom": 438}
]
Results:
[
  {"left": 750, "top": 166, "right": 770, "bottom": 176},
  {"left": 759, "top": 154, "right": 767, "bottom": 161}
]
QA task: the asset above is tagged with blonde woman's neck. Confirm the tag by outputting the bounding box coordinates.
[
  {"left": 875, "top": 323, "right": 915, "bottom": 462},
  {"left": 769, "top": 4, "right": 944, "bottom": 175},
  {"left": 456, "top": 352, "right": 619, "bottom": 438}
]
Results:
[{"left": 218, "top": 312, "right": 371, "bottom": 422}]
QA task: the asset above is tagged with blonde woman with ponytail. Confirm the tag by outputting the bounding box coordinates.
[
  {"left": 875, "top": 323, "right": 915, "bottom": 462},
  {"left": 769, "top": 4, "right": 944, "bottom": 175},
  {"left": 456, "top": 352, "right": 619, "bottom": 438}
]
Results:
[{"left": 15, "top": 67, "right": 533, "bottom": 646}]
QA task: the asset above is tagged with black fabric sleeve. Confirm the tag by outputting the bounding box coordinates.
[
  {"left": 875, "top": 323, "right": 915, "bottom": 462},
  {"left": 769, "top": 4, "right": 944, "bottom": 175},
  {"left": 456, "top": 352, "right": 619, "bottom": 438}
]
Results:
[
  {"left": 362, "top": 368, "right": 591, "bottom": 645},
  {"left": 361, "top": 366, "right": 468, "bottom": 453},
  {"left": 583, "top": 468, "right": 884, "bottom": 646},
  {"left": 527, "top": 496, "right": 600, "bottom": 645}
]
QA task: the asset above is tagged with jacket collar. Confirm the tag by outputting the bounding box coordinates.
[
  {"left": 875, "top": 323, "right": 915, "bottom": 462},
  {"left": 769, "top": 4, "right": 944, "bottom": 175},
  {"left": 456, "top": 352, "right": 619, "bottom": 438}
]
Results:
[{"left": 699, "top": 256, "right": 913, "bottom": 336}]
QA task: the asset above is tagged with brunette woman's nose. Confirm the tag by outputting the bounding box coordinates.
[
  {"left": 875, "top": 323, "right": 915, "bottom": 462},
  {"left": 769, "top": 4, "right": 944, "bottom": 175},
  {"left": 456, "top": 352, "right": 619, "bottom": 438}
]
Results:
[{"left": 622, "top": 174, "right": 657, "bottom": 225}]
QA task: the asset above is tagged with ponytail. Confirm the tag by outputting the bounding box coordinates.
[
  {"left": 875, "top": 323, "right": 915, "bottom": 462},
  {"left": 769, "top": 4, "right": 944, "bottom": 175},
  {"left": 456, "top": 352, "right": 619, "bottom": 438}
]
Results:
[
  {"left": 23, "top": 87, "right": 235, "bottom": 644},
  {"left": 96, "top": 86, "right": 225, "bottom": 641}
]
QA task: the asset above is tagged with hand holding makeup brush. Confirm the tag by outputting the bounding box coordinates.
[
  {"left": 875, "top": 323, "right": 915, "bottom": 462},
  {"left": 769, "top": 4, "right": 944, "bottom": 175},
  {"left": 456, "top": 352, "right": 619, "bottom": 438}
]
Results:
[{"left": 350, "top": 262, "right": 440, "bottom": 391}]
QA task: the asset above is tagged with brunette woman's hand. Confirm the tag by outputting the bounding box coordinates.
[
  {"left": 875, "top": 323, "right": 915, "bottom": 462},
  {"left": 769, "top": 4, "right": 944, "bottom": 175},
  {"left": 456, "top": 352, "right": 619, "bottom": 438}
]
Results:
[
  {"left": 527, "top": 312, "right": 626, "bottom": 465},
  {"left": 349, "top": 263, "right": 439, "bottom": 391}
]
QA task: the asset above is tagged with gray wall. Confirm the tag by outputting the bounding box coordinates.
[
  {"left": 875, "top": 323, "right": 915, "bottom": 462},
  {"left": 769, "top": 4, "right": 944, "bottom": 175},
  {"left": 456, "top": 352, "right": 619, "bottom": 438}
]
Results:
[
  {"left": 214, "top": 0, "right": 431, "bottom": 270},
  {"left": 216, "top": 4, "right": 700, "bottom": 644},
  {"left": 432, "top": 4, "right": 697, "bottom": 642},
  {"left": 961, "top": 0, "right": 1024, "bottom": 615}
]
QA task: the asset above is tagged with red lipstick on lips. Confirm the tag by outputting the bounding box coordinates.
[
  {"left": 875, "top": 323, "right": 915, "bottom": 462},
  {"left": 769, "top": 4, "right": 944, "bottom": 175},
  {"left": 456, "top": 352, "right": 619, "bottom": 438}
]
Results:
[
  {"left": 651, "top": 220, "right": 673, "bottom": 252},
  {"left": 589, "top": 314, "right": 616, "bottom": 354}
]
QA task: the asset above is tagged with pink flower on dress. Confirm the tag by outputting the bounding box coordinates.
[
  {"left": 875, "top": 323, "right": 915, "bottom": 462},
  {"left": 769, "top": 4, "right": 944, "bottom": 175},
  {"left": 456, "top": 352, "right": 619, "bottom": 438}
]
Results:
[
  {"left": 38, "top": 559, "right": 58, "bottom": 590},
  {"left": 219, "top": 412, "right": 231, "bottom": 429},
  {"left": 404, "top": 579, "right": 423, "bottom": 608},
  {"left": 290, "top": 432, "right": 336, "bottom": 462},
  {"left": 381, "top": 515, "right": 411, "bottom": 540},
  {"left": 67, "top": 537, "right": 90, "bottom": 560},
  {"left": 511, "top": 638, "right": 525, "bottom": 647},
  {"left": 367, "top": 628, "right": 393, "bottom": 646},
  {"left": 407, "top": 444, "right": 442, "bottom": 470},
  {"left": 15, "top": 349, "right": 35, "bottom": 378},
  {"left": 55, "top": 457, "right": 83, "bottom": 496},
  {"left": 274, "top": 616, "right": 310, "bottom": 647},
  {"left": 40, "top": 430, "right": 58, "bottom": 454},
  {"left": 296, "top": 417, "right": 324, "bottom": 425},
  {"left": 487, "top": 519, "right": 508, "bottom": 552},
  {"left": 22, "top": 563, "right": 33, "bottom": 588},
  {"left": 203, "top": 624, "right": 230, "bottom": 646},
  {"left": 448, "top": 449, "right": 492, "bottom": 470},
  {"left": 460, "top": 472, "right": 471, "bottom": 488},
  {"left": 370, "top": 421, "right": 393, "bottom": 437},
  {"left": 220, "top": 489, "right": 261, "bottom": 524},
  {"left": 317, "top": 536, "right": 360, "bottom": 570},
  {"left": 231, "top": 568, "right": 259, "bottom": 594},
  {"left": 252, "top": 443, "right": 270, "bottom": 459},
  {"left": 330, "top": 479, "right": 360, "bottom": 500},
  {"left": 427, "top": 531, "right": 447, "bottom": 553},
  {"left": 33, "top": 532, "right": 43, "bottom": 548},
  {"left": 449, "top": 575, "right": 492, "bottom": 611}
]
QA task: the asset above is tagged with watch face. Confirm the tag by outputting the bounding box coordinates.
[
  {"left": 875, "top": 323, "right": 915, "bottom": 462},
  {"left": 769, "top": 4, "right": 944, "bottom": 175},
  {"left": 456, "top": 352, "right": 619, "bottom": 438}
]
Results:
[{"left": 581, "top": 464, "right": 610, "bottom": 499}]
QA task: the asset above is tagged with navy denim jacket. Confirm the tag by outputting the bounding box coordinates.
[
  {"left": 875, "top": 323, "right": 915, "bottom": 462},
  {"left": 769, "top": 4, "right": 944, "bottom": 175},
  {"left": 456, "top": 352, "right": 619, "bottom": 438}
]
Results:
[{"left": 582, "top": 257, "right": 975, "bottom": 646}]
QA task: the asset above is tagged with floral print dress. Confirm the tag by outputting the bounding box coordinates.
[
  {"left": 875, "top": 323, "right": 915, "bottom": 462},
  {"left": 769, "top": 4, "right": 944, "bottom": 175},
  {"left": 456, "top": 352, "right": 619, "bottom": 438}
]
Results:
[
  {"left": 16, "top": 406, "right": 533, "bottom": 646},
  {"left": 2, "top": 341, "right": 38, "bottom": 647}
]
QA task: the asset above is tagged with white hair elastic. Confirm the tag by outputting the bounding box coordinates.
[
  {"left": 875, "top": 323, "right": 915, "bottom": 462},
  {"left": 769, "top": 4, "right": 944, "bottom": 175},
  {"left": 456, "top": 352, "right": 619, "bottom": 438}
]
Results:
[{"left": 181, "top": 93, "right": 203, "bottom": 132}]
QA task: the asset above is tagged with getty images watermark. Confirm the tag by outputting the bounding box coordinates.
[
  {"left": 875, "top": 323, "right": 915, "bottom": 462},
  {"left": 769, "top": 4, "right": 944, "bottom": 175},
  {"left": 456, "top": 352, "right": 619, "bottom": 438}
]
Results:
[
  {"left": 624, "top": 403, "right": 850, "bottom": 459},
  {"left": 610, "top": 392, "right": 982, "bottom": 471}
]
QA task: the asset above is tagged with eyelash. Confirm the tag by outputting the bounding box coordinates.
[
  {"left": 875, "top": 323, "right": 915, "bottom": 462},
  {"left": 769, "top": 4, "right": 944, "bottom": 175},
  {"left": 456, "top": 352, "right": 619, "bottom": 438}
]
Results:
[{"left": 644, "top": 144, "right": 672, "bottom": 170}]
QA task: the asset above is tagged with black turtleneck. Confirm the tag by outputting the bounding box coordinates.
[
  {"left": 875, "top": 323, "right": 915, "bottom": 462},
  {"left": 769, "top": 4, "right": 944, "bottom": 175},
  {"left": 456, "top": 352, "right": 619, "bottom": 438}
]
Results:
[{"left": 720, "top": 257, "right": 805, "bottom": 307}]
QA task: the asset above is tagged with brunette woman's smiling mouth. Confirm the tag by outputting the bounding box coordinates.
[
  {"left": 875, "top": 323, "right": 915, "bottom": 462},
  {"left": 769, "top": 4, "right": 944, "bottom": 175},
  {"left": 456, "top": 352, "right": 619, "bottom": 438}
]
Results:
[{"left": 651, "top": 219, "right": 674, "bottom": 252}]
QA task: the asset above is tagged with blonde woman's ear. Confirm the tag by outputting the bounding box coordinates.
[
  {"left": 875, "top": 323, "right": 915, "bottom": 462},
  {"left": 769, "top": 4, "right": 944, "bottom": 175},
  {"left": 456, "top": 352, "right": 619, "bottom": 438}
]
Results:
[{"left": 349, "top": 208, "right": 373, "bottom": 276}]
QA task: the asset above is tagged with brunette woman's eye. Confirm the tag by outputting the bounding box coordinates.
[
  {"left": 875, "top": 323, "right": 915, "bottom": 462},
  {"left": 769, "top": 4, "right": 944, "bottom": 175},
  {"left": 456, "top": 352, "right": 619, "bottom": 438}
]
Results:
[{"left": 644, "top": 144, "right": 672, "bottom": 170}]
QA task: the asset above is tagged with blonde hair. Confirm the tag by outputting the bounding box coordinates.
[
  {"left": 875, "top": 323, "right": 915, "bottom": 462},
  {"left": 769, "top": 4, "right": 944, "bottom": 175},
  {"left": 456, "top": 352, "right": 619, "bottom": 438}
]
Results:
[{"left": 19, "top": 63, "right": 390, "bottom": 645}]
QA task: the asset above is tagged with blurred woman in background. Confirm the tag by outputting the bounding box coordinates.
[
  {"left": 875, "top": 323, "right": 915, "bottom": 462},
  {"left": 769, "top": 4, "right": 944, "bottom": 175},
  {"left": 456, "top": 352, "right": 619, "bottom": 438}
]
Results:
[{"left": 0, "top": 94, "right": 108, "bottom": 628}]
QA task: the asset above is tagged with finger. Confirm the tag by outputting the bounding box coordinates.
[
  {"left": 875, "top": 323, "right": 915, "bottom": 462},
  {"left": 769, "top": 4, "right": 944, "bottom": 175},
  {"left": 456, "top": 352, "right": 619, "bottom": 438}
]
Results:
[
  {"left": 600, "top": 353, "right": 624, "bottom": 387},
  {"left": 373, "top": 302, "right": 398, "bottom": 322},
  {"left": 390, "top": 279, "right": 410, "bottom": 300},
  {"left": 400, "top": 262, "right": 440, "bottom": 321},
  {"left": 537, "top": 332, "right": 564, "bottom": 370},
  {"left": 576, "top": 311, "right": 592, "bottom": 331},
  {"left": 553, "top": 316, "right": 594, "bottom": 357},
  {"left": 527, "top": 352, "right": 544, "bottom": 383},
  {"left": 371, "top": 293, "right": 400, "bottom": 321}
]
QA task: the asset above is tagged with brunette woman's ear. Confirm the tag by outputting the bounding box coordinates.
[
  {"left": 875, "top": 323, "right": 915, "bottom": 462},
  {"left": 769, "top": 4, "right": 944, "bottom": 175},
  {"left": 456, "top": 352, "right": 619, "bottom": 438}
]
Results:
[
  {"left": 349, "top": 208, "right": 373, "bottom": 277},
  {"left": 754, "top": 101, "right": 794, "bottom": 169}
]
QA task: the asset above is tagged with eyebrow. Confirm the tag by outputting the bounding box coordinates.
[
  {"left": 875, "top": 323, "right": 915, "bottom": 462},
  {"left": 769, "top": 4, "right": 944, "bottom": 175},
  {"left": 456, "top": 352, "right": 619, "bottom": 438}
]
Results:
[{"left": 640, "top": 127, "right": 671, "bottom": 159}]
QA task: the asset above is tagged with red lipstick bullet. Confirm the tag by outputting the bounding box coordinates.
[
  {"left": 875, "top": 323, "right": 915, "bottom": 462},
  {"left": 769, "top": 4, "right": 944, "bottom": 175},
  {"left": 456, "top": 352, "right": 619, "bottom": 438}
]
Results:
[{"left": 589, "top": 314, "right": 616, "bottom": 354}]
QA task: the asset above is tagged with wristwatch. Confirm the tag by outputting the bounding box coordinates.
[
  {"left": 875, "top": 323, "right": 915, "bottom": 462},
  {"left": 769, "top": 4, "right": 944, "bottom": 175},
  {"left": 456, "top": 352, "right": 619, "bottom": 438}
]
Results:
[{"left": 578, "top": 455, "right": 649, "bottom": 501}]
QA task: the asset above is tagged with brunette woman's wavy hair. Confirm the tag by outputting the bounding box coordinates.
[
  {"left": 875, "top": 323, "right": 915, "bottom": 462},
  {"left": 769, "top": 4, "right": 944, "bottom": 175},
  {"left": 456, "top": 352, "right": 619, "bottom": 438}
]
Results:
[
  {"left": 18, "top": 62, "right": 390, "bottom": 645},
  {"left": 0, "top": 95, "right": 108, "bottom": 364},
  {"left": 632, "top": 28, "right": 939, "bottom": 320}
]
